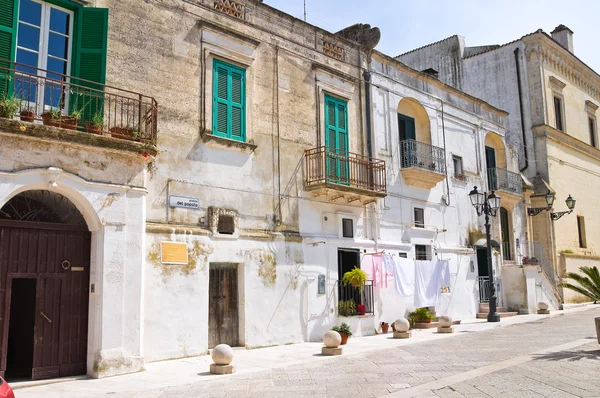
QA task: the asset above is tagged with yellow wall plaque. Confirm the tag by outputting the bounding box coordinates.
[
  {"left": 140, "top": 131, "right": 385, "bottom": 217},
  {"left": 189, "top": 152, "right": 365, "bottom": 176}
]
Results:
[{"left": 160, "top": 241, "right": 188, "bottom": 264}]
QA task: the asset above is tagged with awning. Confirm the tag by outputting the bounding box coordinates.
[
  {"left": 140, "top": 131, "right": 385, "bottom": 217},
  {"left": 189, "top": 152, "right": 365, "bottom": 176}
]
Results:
[{"left": 473, "top": 238, "right": 501, "bottom": 249}]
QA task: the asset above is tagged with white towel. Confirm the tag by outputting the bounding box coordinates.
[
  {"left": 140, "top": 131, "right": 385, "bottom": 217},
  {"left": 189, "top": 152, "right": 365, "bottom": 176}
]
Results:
[
  {"left": 393, "top": 257, "right": 415, "bottom": 296},
  {"left": 414, "top": 260, "right": 441, "bottom": 307},
  {"left": 439, "top": 260, "right": 451, "bottom": 288}
]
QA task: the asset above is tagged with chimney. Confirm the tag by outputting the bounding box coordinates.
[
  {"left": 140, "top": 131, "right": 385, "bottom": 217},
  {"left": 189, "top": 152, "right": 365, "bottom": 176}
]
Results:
[{"left": 551, "top": 25, "right": 574, "bottom": 54}]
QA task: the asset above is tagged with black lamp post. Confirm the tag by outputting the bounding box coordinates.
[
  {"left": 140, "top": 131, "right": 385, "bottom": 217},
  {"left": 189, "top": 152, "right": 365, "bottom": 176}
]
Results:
[{"left": 469, "top": 186, "right": 501, "bottom": 323}]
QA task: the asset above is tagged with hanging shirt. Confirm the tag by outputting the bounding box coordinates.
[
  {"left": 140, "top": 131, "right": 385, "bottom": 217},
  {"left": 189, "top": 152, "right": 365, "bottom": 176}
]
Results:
[
  {"left": 439, "top": 259, "right": 451, "bottom": 289},
  {"left": 371, "top": 254, "right": 386, "bottom": 288},
  {"left": 393, "top": 256, "right": 415, "bottom": 296},
  {"left": 382, "top": 253, "right": 394, "bottom": 275}
]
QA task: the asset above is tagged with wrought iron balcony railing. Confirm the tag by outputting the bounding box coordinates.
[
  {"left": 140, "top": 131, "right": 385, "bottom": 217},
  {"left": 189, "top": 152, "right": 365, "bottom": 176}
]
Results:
[
  {"left": 487, "top": 167, "right": 522, "bottom": 194},
  {"left": 305, "top": 147, "right": 386, "bottom": 194},
  {"left": 0, "top": 59, "right": 157, "bottom": 144},
  {"left": 400, "top": 139, "right": 446, "bottom": 174},
  {"left": 336, "top": 280, "right": 374, "bottom": 316}
]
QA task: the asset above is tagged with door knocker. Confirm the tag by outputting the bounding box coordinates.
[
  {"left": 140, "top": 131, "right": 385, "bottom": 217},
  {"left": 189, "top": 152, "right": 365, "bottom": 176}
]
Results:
[{"left": 61, "top": 260, "right": 71, "bottom": 270}]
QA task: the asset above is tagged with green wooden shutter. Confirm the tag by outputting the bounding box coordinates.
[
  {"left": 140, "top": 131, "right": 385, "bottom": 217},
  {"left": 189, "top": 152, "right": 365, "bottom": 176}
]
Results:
[
  {"left": 0, "top": 0, "right": 18, "bottom": 96},
  {"left": 71, "top": 7, "right": 108, "bottom": 122},
  {"left": 324, "top": 95, "right": 349, "bottom": 184},
  {"left": 212, "top": 60, "right": 246, "bottom": 141}
]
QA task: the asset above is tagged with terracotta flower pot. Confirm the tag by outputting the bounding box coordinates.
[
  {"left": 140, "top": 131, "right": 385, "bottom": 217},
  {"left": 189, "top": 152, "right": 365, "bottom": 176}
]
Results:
[
  {"left": 86, "top": 121, "right": 102, "bottom": 134},
  {"left": 340, "top": 334, "right": 349, "bottom": 345},
  {"left": 109, "top": 126, "right": 140, "bottom": 141},
  {"left": 20, "top": 110, "right": 35, "bottom": 122},
  {"left": 59, "top": 116, "right": 79, "bottom": 130},
  {"left": 381, "top": 323, "right": 389, "bottom": 334},
  {"left": 423, "top": 318, "right": 431, "bottom": 324}
]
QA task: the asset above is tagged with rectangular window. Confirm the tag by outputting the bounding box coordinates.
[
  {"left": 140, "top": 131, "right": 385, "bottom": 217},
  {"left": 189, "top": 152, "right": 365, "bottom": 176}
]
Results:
[
  {"left": 414, "top": 208, "right": 424, "bottom": 228},
  {"left": 577, "top": 216, "right": 587, "bottom": 248},
  {"left": 589, "top": 117, "right": 597, "bottom": 148},
  {"left": 554, "top": 96, "right": 564, "bottom": 131},
  {"left": 399, "top": 253, "right": 408, "bottom": 258},
  {"left": 342, "top": 218, "right": 353, "bottom": 238},
  {"left": 415, "top": 245, "right": 429, "bottom": 260},
  {"left": 213, "top": 59, "right": 246, "bottom": 142},
  {"left": 452, "top": 155, "right": 464, "bottom": 179}
]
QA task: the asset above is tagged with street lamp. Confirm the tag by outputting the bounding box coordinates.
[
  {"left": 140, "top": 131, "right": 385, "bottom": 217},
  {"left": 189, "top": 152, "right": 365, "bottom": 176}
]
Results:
[
  {"left": 550, "top": 194, "right": 576, "bottom": 221},
  {"left": 469, "top": 186, "right": 501, "bottom": 323}
]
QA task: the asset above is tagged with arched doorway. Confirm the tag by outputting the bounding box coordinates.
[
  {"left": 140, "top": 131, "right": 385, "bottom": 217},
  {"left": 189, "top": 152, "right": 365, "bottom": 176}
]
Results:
[{"left": 0, "top": 190, "right": 91, "bottom": 381}]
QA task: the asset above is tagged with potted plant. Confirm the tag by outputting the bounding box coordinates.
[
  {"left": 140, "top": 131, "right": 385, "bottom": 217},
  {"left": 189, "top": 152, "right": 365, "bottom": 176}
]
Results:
[
  {"left": 409, "top": 308, "right": 433, "bottom": 324},
  {"left": 338, "top": 299, "right": 356, "bottom": 317},
  {"left": 19, "top": 106, "right": 35, "bottom": 122},
  {"left": 42, "top": 108, "right": 78, "bottom": 130},
  {"left": 381, "top": 321, "right": 389, "bottom": 334},
  {"left": 41, "top": 108, "right": 62, "bottom": 127},
  {"left": 109, "top": 125, "right": 141, "bottom": 141},
  {"left": 331, "top": 322, "right": 352, "bottom": 345},
  {"left": 342, "top": 267, "right": 368, "bottom": 290},
  {"left": 86, "top": 110, "right": 104, "bottom": 134},
  {"left": 0, "top": 94, "right": 19, "bottom": 119}
]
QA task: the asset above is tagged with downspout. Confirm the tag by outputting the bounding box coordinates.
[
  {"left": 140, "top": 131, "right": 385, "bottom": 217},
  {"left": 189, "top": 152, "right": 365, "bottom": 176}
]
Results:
[
  {"left": 276, "top": 46, "right": 282, "bottom": 226},
  {"left": 364, "top": 70, "right": 373, "bottom": 159},
  {"left": 514, "top": 48, "right": 529, "bottom": 172},
  {"left": 441, "top": 101, "right": 450, "bottom": 206}
]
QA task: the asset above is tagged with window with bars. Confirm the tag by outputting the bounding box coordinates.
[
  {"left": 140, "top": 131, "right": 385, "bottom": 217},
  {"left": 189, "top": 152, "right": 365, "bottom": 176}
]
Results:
[
  {"left": 212, "top": 59, "right": 246, "bottom": 142},
  {"left": 415, "top": 245, "right": 429, "bottom": 260}
]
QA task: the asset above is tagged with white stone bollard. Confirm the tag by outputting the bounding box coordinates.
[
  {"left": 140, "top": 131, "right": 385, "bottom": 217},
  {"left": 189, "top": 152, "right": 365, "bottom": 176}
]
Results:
[
  {"left": 538, "top": 302, "right": 550, "bottom": 315},
  {"left": 393, "top": 318, "right": 411, "bottom": 339},
  {"left": 437, "top": 315, "right": 454, "bottom": 333},
  {"left": 322, "top": 331, "right": 343, "bottom": 355},
  {"left": 210, "top": 344, "right": 236, "bottom": 374}
]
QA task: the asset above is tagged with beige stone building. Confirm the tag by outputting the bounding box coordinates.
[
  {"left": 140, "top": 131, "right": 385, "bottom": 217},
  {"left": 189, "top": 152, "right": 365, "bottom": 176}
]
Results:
[{"left": 398, "top": 25, "right": 600, "bottom": 306}]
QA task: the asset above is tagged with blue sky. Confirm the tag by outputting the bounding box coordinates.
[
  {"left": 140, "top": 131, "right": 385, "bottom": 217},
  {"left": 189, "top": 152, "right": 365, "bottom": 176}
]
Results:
[{"left": 263, "top": 0, "right": 600, "bottom": 71}]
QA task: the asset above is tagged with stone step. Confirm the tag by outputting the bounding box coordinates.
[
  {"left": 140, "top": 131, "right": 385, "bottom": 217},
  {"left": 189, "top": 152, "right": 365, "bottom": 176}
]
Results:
[
  {"left": 476, "top": 312, "right": 519, "bottom": 319},
  {"left": 479, "top": 305, "right": 507, "bottom": 312}
]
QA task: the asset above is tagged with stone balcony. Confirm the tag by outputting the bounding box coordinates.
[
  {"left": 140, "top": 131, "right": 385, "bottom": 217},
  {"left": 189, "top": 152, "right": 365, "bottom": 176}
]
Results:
[
  {"left": 399, "top": 139, "right": 446, "bottom": 189},
  {"left": 487, "top": 167, "right": 523, "bottom": 206}
]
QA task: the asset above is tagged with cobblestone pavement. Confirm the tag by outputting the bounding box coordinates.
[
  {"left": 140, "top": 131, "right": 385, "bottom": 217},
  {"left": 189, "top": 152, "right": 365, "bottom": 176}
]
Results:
[{"left": 16, "top": 308, "right": 600, "bottom": 398}]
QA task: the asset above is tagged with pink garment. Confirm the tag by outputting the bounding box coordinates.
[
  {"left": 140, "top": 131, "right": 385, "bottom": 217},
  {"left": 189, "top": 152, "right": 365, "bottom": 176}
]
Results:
[{"left": 371, "top": 254, "right": 387, "bottom": 288}]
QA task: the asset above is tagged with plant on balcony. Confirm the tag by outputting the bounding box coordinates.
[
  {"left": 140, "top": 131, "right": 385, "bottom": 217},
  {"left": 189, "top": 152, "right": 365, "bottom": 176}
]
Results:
[
  {"left": 331, "top": 322, "right": 352, "bottom": 344},
  {"left": 19, "top": 106, "right": 35, "bottom": 122},
  {"left": 86, "top": 111, "right": 104, "bottom": 134},
  {"left": 41, "top": 108, "right": 79, "bottom": 131},
  {"left": 338, "top": 299, "right": 356, "bottom": 317},
  {"left": 0, "top": 94, "right": 20, "bottom": 119},
  {"left": 408, "top": 308, "right": 433, "bottom": 325},
  {"left": 560, "top": 266, "right": 600, "bottom": 303},
  {"left": 522, "top": 256, "right": 539, "bottom": 265},
  {"left": 454, "top": 173, "right": 467, "bottom": 182},
  {"left": 109, "top": 125, "right": 141, "bottom": 141},
  {"left": 342, "top": 267, "right": 367, "bottom": 290}
]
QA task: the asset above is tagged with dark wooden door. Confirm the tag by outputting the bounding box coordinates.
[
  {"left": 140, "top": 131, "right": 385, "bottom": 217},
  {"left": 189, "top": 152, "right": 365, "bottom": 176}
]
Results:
[
  {"left": 0, "top": 221, "right": 91, "bottom": 380},
  {"left": 208, "top": 264, "right": 239, "bottom": 348},
  {"left": 32, "top": 276, "right": 62, "bottom": 380}
]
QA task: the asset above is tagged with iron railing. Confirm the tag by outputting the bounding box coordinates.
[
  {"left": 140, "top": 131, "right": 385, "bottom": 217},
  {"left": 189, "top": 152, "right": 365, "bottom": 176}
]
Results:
[
  {"left": 487, "top": 167, "right": 522, "bottom": 194},
  {"left": 400, "top": 139, "right": 446, "bottom": 174},
  {"left": 305, "top": 147, "right": 386, "bottom": 193},
  {"left": 0, "top": 59, "right": 158, "bottom": 144},
  {"left": 524, "top": 241, "right": 558, "bottom": 287},
  {"left": 501, "top": 241, "right": 513, "bottom": 261},
  {"left": 336, "top": 280, "right": 374, "bottom": 316},
  {"left": 478, "top": 276, "right": 490, "bottom": 303}
]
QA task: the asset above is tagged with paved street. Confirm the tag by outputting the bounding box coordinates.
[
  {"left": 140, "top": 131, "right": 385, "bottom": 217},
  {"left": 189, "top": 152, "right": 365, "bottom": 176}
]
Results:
[{"left": 14, "top": 307, "right": 600, "bottom": 398}]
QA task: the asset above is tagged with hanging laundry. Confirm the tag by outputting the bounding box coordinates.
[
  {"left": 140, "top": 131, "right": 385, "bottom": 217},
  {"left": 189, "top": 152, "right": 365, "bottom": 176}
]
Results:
[
  {"left": 371, "top": 254, "right": 386, "bottom": 288},
  {"left": 393, "top": 256, "right": 415, "bottom": 296},
  {"left": 414, "top": 260, "right": 442, "bottom": 307},
  {"left": 438, "top": 259, "right": 451, "bottom": 289},
  {"left": 382, "top": 253, "right": 394, "bottom": 275}
]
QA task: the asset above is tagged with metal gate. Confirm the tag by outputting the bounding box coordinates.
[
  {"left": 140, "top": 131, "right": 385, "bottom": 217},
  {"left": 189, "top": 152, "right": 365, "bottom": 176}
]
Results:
[
  {"left": 0, "top": 221, "right": 91, "bottom": 380},
  {"left": 478, "top": 276, "right": 490, "bottom": 303},
  {"left": 208, "top": 263, "right": 239, "bottom": 348}
]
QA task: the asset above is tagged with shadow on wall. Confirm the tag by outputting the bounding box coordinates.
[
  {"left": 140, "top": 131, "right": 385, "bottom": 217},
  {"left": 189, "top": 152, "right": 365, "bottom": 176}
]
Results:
[{"left": 186, "top": 139, "right": 252, "bottom": 167}]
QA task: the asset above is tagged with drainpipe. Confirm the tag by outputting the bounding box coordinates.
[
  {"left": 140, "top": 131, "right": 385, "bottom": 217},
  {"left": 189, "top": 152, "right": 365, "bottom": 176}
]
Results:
[
  {"left": 363, "top": 70, "right": 373, "bottom": 159},
  {"left": 514, "top": 48, "right": 529, "bottom": 172}
]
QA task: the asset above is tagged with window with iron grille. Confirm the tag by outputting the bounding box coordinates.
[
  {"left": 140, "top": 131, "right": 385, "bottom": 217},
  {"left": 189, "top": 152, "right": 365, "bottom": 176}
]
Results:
[
  {"left": 414, "top": 208, "right": 424, "bottom": 228},
  {"left": 415, "top": 244, "right": 429, "bottom": 260},
  {"left": 342, "top": 218, "right": 353, "bottom": 238},
  {"left": 213, "top": 59, "right": 246, "bottom": 142}
]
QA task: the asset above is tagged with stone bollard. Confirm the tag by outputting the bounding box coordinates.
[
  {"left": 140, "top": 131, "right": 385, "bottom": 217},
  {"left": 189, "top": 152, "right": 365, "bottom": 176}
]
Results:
[
  {"left": 537, "top": 302, "right": 550, "bottom": 315},
  {"left": 393, "top": 318, "right": 411, "bottom": 339},
  {"left": 437, "top": 315, "right": 454, "bottom": 334},
  {"left": 210, "top": 344, "right": 236, "bottom": 374},
  {"left": 322, "top": 330, "right": 343, "bottom": 355},
  {"left": 596, "top": 317, "right": 600, "bottom": 344}
]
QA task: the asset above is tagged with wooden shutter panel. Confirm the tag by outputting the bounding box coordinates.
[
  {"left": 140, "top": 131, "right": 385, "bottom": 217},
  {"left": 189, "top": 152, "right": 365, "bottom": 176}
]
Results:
[
  {"left": 214, "top": 65, "right": 229, "bottom": 136},
  {"left": 212, "top": 60, "right": 245, "bottom": 141},
  {"left": 230, "top": 70, "right": 244, "bottom": 139},
  {"left": 0, "top": 0, "right": 18, "bottom": 96},
  {"left": 71, "top": 7, "right": 108, "bottom": 122}
]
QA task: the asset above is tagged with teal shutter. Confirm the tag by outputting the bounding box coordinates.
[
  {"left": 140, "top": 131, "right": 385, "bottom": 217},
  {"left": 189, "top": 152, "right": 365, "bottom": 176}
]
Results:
[
  {"left": 212, "top": 59, "right": 246, "bottom": 141},
  {"left": 0, "top": 0, "right": 18, "bottom": 96},
  {"left": 324, "top": 94, "right": 349, "bottom": 184},
  {"left": 71, "top": 7, "right": 108, "bottom": 121}
]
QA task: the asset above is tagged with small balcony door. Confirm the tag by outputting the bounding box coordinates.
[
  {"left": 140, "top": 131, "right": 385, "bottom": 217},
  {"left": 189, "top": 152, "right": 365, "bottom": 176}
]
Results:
[
  {"left": 398, "top": 113, "right": 416, "bottom": 168},
  {"left": 324, "top": 95, "right": 349, "bottom": 185},
  {"left": 485, "top": 146, "right": 497, "bottom": 190}
]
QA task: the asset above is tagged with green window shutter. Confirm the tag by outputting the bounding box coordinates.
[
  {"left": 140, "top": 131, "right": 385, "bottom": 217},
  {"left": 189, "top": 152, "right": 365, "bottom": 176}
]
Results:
[
  {"left": 212, "top": 59, "right": 246, "bottom": 141},
  {"left": 0, "top": 0, "right": 18, "bottom": 96},
  {"left": 324, "top": 94, "right": 349, "bottom": 183},
  {"left": 71, "top": 7, "right": 108, "bottom": 122}
]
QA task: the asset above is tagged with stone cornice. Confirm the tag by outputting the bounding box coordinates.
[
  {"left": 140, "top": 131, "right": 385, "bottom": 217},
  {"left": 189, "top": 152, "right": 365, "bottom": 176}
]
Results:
[
  {"left": 532, "top": 124, "right": 600, "bottom": 161},
  {"left": 525, "top": 34, "right": 600, "bottom": 102}
]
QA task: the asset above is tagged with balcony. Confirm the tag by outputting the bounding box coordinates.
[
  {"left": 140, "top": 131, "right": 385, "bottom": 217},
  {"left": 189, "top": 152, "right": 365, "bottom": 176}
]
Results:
[
  {"left": 487, "top": 168, "right": 523, "bottom": 206},
  {"left": 336, "top": 280, "right": 374, "bottom": 316},
  {"left": 0, "top": 59, "right": 158, "bottom": 152},
  {"left": 304, "top": 147, "right": 386, "bottom": 204},
  {"left": 400, "top": 139, "right": 446, "bottom": 189}
]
